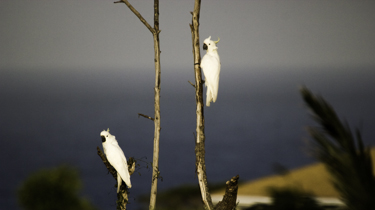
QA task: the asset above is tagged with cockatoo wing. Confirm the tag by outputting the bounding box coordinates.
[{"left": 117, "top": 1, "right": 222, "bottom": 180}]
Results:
[
  {"left": 105, "top": 143, "right": 132, "bottom": 191},
  {"left": 201, "top": 53, "right": 220, "bottom": 106}
]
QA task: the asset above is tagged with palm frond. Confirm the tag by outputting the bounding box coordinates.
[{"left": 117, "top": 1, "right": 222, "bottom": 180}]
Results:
[{"left": 300, "top": 86, "right": 375, "bottom": 210}]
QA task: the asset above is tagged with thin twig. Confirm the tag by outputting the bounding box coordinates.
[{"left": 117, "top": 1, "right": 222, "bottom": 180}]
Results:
[
  {"left": 138, "top": 113, "right": 155, "bottom": 121},
  {"left": 114, "top": 0, "right": 155, "bottom": 34},
  {"left": 188, "top": 81, "right": 196, "bottom": 88}
]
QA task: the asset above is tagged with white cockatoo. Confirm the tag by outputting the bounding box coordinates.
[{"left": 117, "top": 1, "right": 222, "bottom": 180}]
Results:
[
  {"left": 201, "top": 36, "right": 221, "bottom": 107},
  {"left": 100, "top": 129, "right": 132, "bottom": 192}
]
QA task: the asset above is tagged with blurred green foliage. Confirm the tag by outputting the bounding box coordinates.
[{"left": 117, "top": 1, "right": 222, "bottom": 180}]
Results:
[
  {"left": 17, "top": 165, "right": 97, "bottom": 210},
  {"left": 245, "top": 187, "right": 324, "bottom": 210},
  {"left": 138, "top": 182, "right": 227, "bottom": 210},
  {"left": 267, "top": 187, "right": 323, "bottom": 210},
  {"left": 139, "top": 184, "right": 204, "bottom": 210}
]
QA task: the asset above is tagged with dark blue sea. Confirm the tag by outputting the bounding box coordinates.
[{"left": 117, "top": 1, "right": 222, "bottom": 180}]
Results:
[{"left": 1, "top": 67, "right": 374, "bottom": 210}]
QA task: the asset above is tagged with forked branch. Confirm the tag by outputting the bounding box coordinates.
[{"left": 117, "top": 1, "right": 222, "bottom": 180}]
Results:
[
  {"left": 114, "top": 0, "right": 160, "bottom": 35},
  {"left": 114, "top": 1, "right": 162, "bottom": 210}
]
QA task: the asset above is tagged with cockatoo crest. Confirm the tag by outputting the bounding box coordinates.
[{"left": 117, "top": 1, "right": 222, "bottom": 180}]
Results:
[
  {"left": 203, "top": 36, "right": 220, "bottom": 52},
  {"left": 100, "top": 129, "right": 132, "bottom": 192},
  {"left": 201, "top": 36, "right": 221, "bottom": 107}
]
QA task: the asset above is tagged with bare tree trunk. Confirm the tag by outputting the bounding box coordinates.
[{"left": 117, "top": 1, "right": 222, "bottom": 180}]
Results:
[
  {"left": 189, "top": 0, "right": 214, "bottom": 209},
  {"left": 150, "top": 1, "right": 161, "bottom": 210},
  {"left": 114, "top": 1, "right": 161, "bottom": 210},
  {"left": 189, "top": 1, "right": 239, "bottom": 210}
]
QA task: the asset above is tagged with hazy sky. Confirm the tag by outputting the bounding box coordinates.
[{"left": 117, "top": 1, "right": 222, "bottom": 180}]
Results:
[{"left": 1, "top": 0, "right": 375, "bottom": 72}]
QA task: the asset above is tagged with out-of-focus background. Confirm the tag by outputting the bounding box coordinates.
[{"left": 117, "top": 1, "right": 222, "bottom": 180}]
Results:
[{"left": 1, "top": 1, "right": 374, "bottom": 209}]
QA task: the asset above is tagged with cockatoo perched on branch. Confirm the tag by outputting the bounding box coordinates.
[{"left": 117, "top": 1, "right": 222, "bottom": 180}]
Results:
[
  {"left": 100, "top": 129, "right": 132, "bottom": 192},
  {"left": 201, "top": 36, "right": 221, "bottom": 107}
]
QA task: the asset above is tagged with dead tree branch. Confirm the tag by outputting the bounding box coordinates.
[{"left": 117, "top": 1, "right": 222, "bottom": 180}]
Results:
[
  {"left": 190, "top": 0, "right": 214, "bottom": 209},
  {"left": 214, "top": 175, "right": 240, "bottom": 210},
  {"left": 188, "top": 80, "right": 196, "bottom": 88},
  {"left": 114, "top": 0, "right": 155, "bottom": 34},
  {"left": 114, "top": 1, "right": 161, "bottom": 210},
  {"left": 150, "top": 1, "right": 161, "bottom": 210},
  {"left": 190, "top": 1, "right": 239, "bottom": 209},
  {"left": 138, "top": 113, "right": 155, "bottom": 121}
]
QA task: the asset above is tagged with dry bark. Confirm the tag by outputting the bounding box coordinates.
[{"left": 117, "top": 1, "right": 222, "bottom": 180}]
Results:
[{"left": 214, "top": 175, "right": 240, "bottom": 210}]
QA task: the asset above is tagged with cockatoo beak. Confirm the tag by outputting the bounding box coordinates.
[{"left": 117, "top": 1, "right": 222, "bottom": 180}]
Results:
[
  {"left": 203, "top": 43, "right": 207, "bottom": 50},
  {"left": 101, "top": 136, "right": 106, "bottom": 142}
]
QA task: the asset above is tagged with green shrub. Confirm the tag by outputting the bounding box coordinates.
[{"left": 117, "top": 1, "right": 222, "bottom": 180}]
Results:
[
  {"left": 18, "top": 165, "right": 97, "bottom": 210},
  {"left": 267, "top": 187, "right": 323, "bottom": 210}
]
